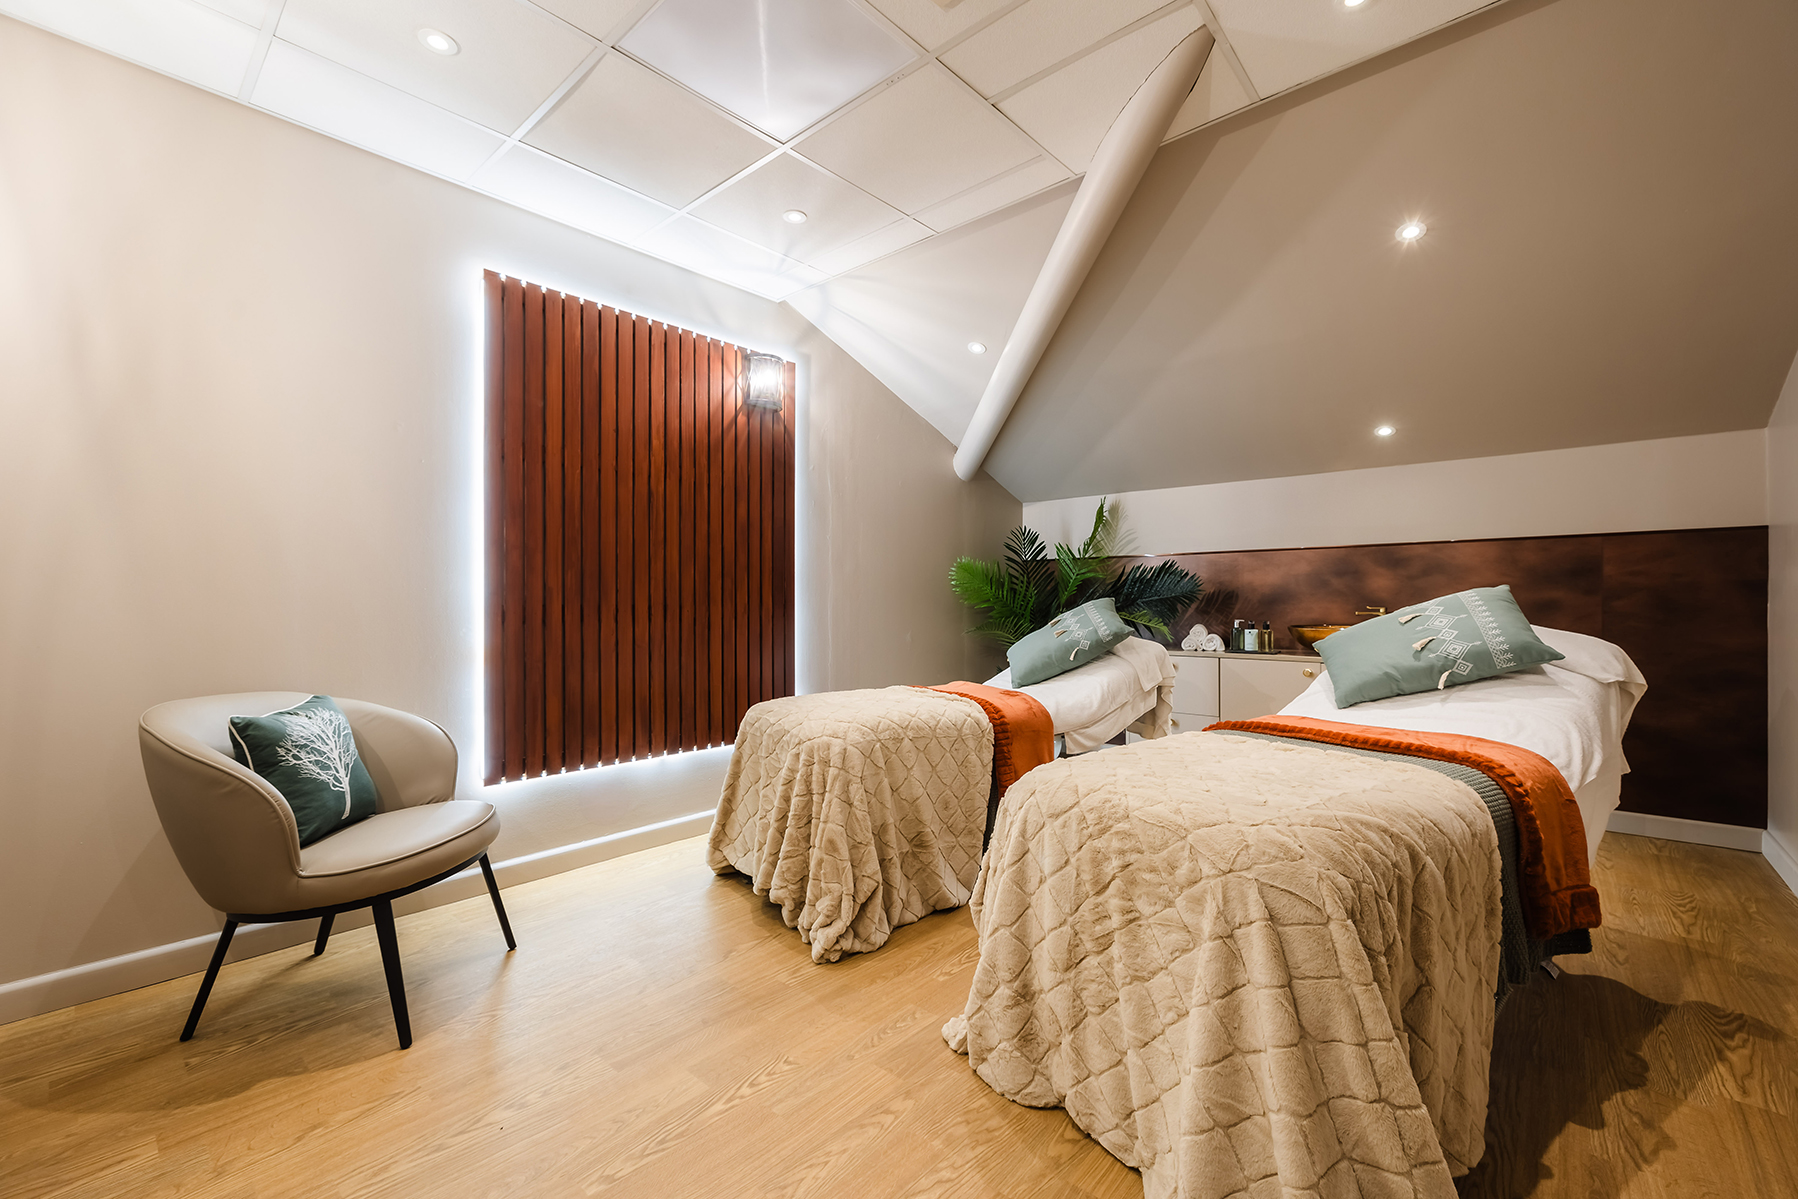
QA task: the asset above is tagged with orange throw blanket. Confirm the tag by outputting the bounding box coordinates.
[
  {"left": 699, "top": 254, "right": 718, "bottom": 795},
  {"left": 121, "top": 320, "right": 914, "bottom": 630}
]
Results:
[
  {"left": 928, "top": 682, "right": 1056, "bottom": 795},
  {"left": 1208, "top": 715, "right": 1601, "bottom": 939}
]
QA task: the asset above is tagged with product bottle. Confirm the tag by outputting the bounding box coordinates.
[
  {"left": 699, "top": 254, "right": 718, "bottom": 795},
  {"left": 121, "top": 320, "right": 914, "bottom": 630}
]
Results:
[
  {"left": 1262, "top": 621, "right": 1274, "bottom": 653},
  {"left": 1230, "top": 620, "right": 1245, "bottom": 652},
  {"left": 1243, "top": 622, "right": 1258, "bottom": 653}
]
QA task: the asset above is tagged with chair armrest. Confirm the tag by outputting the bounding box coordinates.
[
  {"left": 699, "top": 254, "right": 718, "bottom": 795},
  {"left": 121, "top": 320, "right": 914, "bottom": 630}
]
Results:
[{"left": 339, "top": 700, "right": 459, "bottom": 810}]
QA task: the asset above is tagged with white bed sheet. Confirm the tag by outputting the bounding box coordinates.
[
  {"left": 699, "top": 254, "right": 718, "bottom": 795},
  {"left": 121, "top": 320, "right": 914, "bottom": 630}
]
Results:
[
  {"left": 1278, "top": 625, "right": 1646, "bottom": 868},
  {"left": 985, "top": 637, "right": 1176, "bottom": 753}
]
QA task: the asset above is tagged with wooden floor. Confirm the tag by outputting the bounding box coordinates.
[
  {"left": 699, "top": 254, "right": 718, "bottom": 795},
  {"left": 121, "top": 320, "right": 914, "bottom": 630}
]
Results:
[{"left": 2, "top": 832, "right": 1795, "bottom": 1199}]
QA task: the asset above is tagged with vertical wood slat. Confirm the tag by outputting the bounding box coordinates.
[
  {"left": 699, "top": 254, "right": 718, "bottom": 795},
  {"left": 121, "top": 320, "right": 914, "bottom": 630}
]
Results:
[
  {"left": 580, "top": 299, "right": 600, "bottom": 768},
  {"left": 597, "top": 305, "right": 617, "bottom": 767},
  {"left": 486, "top": 280, "right": 792, "bottom": 780},
  {"left": 781, "top": 361, "right": 797, "bottom": 698},
  {"left": 543, "top": 290, "right": 565, "bottom": 774},
  {"left": 483, "top": 271, "right": 506, "bottom": 785},
  {"left": 632, "top": 315, "right": 652, "bottom": 761}
]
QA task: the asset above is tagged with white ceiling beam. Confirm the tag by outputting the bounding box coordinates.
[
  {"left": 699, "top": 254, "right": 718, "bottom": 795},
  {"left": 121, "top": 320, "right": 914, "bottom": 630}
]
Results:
[{"left": 953, "top": 26, "right": 1215, "bottom": 482}]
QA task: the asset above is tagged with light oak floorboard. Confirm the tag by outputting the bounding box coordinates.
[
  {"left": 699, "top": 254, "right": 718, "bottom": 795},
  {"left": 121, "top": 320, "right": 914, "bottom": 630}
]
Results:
[{"left": 3, "top": 831, "right": 1794, "bottom": 1198}]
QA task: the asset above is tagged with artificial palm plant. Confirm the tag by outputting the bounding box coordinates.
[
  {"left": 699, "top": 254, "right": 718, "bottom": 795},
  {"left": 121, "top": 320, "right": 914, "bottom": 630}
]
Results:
[{"left": 949, "top": 499, "right": 1202, "bottom": 646}]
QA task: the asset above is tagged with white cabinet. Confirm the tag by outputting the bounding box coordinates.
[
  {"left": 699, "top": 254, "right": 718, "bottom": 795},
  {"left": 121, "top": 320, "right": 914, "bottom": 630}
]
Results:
[
  {"left": 1217, "top": 657, "right": 1322, "bottom": 721},
  {"left": 1165, "top": 652, "right": 1323, "bottom": 730}
]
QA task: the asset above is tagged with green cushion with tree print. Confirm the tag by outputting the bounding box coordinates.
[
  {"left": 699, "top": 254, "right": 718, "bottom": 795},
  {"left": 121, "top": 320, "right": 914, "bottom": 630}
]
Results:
[{"left": 229, "top": 695, "right": 379, "bottom": 846}]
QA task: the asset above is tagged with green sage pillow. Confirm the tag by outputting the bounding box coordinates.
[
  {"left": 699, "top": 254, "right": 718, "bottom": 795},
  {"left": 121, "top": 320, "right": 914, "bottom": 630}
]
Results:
[
  {"left": 1008, "top": 597, "right": 1133, "bottom": 687},
  {"left": 1316, "top": 585, "right": 1564, "bottom": 707},
  {"left": 229, "top": 695, "right": 379, "bottom": 846}
]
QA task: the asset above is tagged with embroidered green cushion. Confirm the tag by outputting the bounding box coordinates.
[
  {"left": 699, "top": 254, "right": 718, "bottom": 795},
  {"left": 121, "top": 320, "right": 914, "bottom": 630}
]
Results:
[
  {"left": 1008, "top": 598, "right": 1134, "bottom": 687},
  {"left": 1316, "top": 584, "right": 1564, "bottom": 707},
  {"left": 229, "top": 695, "right": 379, "bottom": 846}
]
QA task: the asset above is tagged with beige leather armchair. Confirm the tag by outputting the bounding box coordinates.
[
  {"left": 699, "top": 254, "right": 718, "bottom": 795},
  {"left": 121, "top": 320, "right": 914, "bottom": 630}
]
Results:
[{"left": 138, "top": 692, "right": 514, "bottom": 1049}]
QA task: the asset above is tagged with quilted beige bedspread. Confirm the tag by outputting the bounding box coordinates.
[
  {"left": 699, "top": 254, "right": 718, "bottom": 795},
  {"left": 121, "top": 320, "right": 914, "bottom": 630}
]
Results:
[
  {"left": 708, "top": 686, "right": 994, "bottom": 962},
  {"left": 944, "top": 732, "right": 1502, "bottom": 1199}
]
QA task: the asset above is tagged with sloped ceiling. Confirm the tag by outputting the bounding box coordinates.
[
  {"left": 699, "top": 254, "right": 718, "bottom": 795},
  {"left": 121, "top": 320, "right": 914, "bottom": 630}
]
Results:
[{"left": 884, "top": 0, "right": 1798, "bottom": 500}]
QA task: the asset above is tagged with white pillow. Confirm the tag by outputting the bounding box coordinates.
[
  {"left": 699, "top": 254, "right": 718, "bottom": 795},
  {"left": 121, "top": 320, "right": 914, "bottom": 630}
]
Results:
[{"left": 1531, "top": 626, "right": 1646, "bottom": 689}]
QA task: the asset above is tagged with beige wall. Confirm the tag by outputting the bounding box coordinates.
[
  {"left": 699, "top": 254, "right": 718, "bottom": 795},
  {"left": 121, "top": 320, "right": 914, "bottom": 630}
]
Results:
[
  {"left": 0, "top": 17, "right": 1018, "bottom": 1009},
  {"left": 1768, "top": 351, "right": 1798, "bottom": 888},
  {"left": 1026, "top": 430, "right": 1769, "bottom": 556}
]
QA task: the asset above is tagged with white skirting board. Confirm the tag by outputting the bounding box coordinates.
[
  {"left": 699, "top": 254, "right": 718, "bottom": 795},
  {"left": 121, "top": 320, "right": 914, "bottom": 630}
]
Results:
[
  {"left": 1764, "top": 827, "right": 1798, "bottom": 897},
  {"left": 0, "top": 809, "right": 715, "bottom": 1028},
  {"left": 1604, "top": 810, "right": 1766, "bottom": 852}
]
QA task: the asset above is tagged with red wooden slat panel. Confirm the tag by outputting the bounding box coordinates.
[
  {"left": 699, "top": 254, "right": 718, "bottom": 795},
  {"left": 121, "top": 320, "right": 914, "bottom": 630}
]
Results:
[
  {"left": 604, "top": 306, "right": 625, "bottom": 766},
  {"left": 543, "top": 289, "right": 566, "bottom": 774},
  {"left": 633, "top": 314, "right": 653, "bottom": 760},
  {"left": 483, "top": 271, "right": 505, "bottom": 785},
  {"left": 564, "top": 293, "right": 584, "bottom": 769},
  {"left": 486, "top": 276, "right": 793, "bottom": 777},
  {"left": 502, "top": 279, "right": 526, "bottom": 782}
]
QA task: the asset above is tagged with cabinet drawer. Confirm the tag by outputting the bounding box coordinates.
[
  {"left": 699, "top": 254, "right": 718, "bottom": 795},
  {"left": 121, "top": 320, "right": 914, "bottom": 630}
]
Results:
[
  {"left": 1170, "top": 656, "right": 1219, "bottom": 715},
  {"left": 1218, "top": 658, "right": 1322, "bottom": 721}
]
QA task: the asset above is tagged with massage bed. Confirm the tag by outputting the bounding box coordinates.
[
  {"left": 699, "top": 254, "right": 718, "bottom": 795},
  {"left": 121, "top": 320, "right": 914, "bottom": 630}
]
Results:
[
  {"left": 944, "top": 625, "right": 1645, "bottom": 1199},
  {"left": 706, "top": 638, "right": 1176, "bottom": 962}
]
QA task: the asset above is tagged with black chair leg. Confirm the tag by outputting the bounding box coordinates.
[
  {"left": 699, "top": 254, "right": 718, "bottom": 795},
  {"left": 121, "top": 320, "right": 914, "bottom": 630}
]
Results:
[
  {"left": 371, "top": 899, "right": 411, "bottom": 1049},
  {"left": 312, "top": 913, "right": 334, "bottom": 956},
  {"left": 181, "top": 919, "right": 238, "bottom": 1042},
  {"left": 478, "top": 853, "right": 516, "bottom": 951}
]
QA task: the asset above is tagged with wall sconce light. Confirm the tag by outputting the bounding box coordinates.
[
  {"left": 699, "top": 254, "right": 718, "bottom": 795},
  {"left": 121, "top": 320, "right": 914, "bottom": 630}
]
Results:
[{"left": 745, "top": 353, "right": 785, "bottom": 408}]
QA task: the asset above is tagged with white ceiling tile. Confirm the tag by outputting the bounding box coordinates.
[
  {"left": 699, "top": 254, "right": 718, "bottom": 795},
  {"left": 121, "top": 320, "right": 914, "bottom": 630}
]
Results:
[
  {"left": 795, "top": 65, "right": 1041, "bottom": 214},
  {"left": 690, "top": 153, "right": 904, "bottom": 264},
  {"left": 620, "top": 0, "right": 915, "bottom": 141},
  {"left": 193, "top": 0, "right": 269, "bottom": 26},
  {"left": 861, "top": 0, "right": 1016, "bottom": 51},
  {"left": 635, "top": 215, "right": 826, "bottom": 300},
  {"left": 254, "top": 40, "right": 506, "bottom": 178},
  {"left": 0, "top": 0, "right": 258, "bottom": 95},
  {"left": 911, "top": 156, "right": 1071, "bottom": 232},
  {"left": 998, "top": 5, "right": 1201, "bottom": 173},
  {"left": 525, "top": 52, "right": 772, "bottom": 208},
  {"left": 1165, "top": 46, "right": 1255, "bottom": 139},
  {"left": 804, "top": 218, "right": 932, "bottom": 276},
  {"left": 275, "top": 0, "right": 595, "bottom": 133},
  {"left": 1207, "top": 0, "right": 1491, "bottom": 98},
  {"left": 940, "top": 0, "right": 1169, "bottom": 99},
  {"left": 528, "top": 0, "right": 643, "bottom": 41},
  {"left": 474, "top": 143, "right": 674, "bottom": 239}
]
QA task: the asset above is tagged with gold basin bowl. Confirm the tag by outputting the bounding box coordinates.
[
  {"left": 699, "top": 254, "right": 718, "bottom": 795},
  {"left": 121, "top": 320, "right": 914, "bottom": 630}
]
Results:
[{"left": 1289, "top": 624, "right": 1349, "bottom": 651}]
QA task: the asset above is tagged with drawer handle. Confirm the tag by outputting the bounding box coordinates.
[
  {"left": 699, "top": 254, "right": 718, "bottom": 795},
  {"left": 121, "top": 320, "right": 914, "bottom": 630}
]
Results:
[{"left": 1302, "top": 668, "right": 1316, "bottom": 678}]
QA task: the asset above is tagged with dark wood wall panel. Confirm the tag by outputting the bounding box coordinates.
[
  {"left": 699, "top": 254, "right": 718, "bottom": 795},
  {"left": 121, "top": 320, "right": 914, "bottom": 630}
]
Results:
[
  {"left": 1158, "top": 527, "right": 1769, "bottom": 828},
  {"left": 484, "top": 271, "right": 795, "bottom": 784}
]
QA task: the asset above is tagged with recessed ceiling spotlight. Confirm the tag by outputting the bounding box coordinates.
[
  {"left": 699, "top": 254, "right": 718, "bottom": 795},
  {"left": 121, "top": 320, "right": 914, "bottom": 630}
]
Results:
[
  {"left": 967, "top": 341, "right": 987, "bottom": 354},
  {"left": 418, "top": 28, "right": 459, "bottom": 55},
  {"left": 1375, "top": 425, "right": 1396, "bottom": 437},
  {"left": 1396, "top": 220, "right": 1427, "bottom": 242},
  {"left": 1343, "top": 0, "right": 1368, "bottom": 7},
  {"left": 782, "top": 209, "right": 808, "bottom": 224}
]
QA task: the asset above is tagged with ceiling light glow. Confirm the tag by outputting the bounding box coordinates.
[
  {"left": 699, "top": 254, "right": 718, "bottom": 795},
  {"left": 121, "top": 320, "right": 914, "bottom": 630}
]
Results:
[
  {"left": 418, "top": 28, "right": 459, "bottom": 55},
  {"left": 967, "top": 341, "right": 987, "bottom": 355},
  {"left": 782, "top": 209, "right": 808, "bottom": 225},
  {"left": 1375, "top": 425, "right": 1396, "bottom": 437},
  {"left": 1344, "top": 0, "right": 1368, "bottom": 7},
  {"left": 1396, "top": 220, "right": 1426, "bottom": 242}
]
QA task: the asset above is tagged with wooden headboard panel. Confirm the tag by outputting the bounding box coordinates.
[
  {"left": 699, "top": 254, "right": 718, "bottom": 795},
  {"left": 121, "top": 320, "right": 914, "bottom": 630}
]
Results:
[{"left": 1152, "top": 526, "right": 1768, "bottom": 829}]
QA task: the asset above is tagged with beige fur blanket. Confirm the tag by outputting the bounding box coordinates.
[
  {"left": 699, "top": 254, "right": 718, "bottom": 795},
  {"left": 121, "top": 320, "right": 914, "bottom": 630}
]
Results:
[
  {"left": 708, "top": 686, "right": 994, "bottom": 962},
  {"left": 944, "top": 732, "right": 1502, "bottom": 1199}
]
